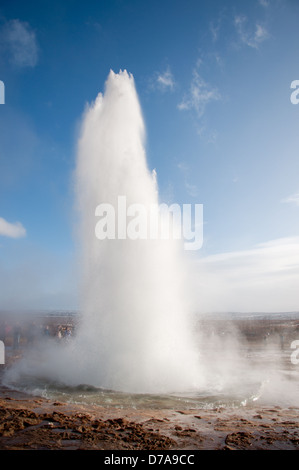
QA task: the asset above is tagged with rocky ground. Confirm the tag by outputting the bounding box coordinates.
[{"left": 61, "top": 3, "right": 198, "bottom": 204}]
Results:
[{"left": 0, "top": 384, "right": 298, "bottom": 451}]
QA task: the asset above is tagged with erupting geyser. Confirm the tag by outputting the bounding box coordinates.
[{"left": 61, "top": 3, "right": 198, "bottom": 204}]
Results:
[
  {"left": 5, "top": 70, "right": 203, "bottom": 395},
  {"left": 71, "top": 69, "right": 201, "bottom": 393}
]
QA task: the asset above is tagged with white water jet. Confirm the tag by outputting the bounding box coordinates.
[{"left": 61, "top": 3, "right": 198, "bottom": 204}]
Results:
[
  {"left": 68, "top": 69, "right": 202, "bottom": 393},
  {"left": 4, "top": 70, "right": 203, "bottom": 395}
]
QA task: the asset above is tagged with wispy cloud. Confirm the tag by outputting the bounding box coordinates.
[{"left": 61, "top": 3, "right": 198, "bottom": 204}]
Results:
[
  {"left": 194, "top": 237, "right": 299, "bottom": 313},
  {"left": 150, "top": 67, "right": 175, "bottom": 92},
  {"left": 156, "top": 68, "right": 175, "bottom": 91},
  {"left": 0, "top": 217, "right": 26, "bottom": 238},
  {"left": 281, "top": 192, "right": 299, "bottom": 207},
  {"left": 178, "top": 65, "right": 221, "bottom": 118},
  {"left": 210, "top": 18, "right": 221, "bottom": 42},
  {"left": 258, "top": 0, "right": 270, "bottom": 7},
  {"left": 234, "top": 15, "right": 269, "bottom": 49},
  {"left": 0, "top": 19, "right": 38, "bottom": 68}
]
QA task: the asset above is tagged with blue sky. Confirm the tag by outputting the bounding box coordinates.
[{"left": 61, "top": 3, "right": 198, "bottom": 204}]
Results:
[{"left": 0, "top": 0, "right": 299, "bottom": 312}]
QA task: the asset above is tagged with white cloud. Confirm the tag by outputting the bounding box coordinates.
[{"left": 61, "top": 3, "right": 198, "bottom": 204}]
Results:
[
  {"left": 151, "top": 67, "right": 175, "bottom": 92},
  {"left": 1, "top": 19, "right": 38, "bottom": 68},
  {"left": 178, "top": 67, "right": 221, "bottom": 117},
  {"left": 281, "top": 192, "right": 299, "bottom": 207},
  {"left": 234, "top": 15, "right": 269, "bottom": 49},
  {"left": 156, "top": 68, "right": 175, "bottom": 91},
  {"left": 193, "top": 237, "right": 299, "bottom": 313},
  {"left": 0, "top": 217, "right": 26, "bottom": 238}
]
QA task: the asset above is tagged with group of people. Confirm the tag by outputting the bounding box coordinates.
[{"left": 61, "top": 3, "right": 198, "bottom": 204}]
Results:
[
  {"left": 44, "top": 324, "right": 73, "bottom": 341},
  {"left": 0, "top": 319, "right": 74, "bottom": 350},
  {"left": 0, "top": 321, "right": 22, "bottom": 350}
]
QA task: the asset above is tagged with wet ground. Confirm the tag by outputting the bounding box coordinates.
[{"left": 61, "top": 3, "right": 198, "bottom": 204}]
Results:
[{"left": 0, "top": 383, "right": 298, "bottom": 450}]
